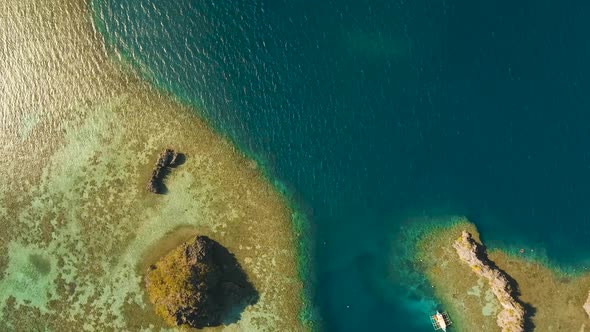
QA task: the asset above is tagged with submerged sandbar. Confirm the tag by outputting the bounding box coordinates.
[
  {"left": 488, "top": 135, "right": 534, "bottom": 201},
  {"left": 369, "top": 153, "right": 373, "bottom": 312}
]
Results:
[
  {"left": 415, "top": 218, "right": 590, "bottom": 331},
  {"left": 0, "top": 0, "right": 307, "bottom": 330}
]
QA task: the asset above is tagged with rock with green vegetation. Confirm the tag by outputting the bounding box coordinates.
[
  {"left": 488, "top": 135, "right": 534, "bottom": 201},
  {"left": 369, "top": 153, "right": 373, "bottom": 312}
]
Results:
[{"left": 144, "top": 235, "right": 258, "bottom": 328}]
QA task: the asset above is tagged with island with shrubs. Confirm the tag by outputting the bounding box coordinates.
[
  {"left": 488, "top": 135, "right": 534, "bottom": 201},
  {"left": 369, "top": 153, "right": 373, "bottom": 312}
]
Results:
[{"left": 145, "top": 235, "right": 258, "bottom": 328}]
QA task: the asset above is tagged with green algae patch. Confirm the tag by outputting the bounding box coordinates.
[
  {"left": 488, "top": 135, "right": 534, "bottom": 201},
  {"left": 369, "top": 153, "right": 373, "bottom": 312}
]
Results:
[{"left": 415, "top": 217, "right": 590, "bottom": 332}]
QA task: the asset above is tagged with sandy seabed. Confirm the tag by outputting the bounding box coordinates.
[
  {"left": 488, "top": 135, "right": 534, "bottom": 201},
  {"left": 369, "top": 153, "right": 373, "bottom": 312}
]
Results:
[{"left": 0, "top": 1, "right": 306, "bottom": 331}]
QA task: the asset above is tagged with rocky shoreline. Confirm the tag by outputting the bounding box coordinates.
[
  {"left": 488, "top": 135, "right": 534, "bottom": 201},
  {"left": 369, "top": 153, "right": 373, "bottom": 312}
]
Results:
[
  {"left": 453, "top": 231, "right": 526, "bottom": 332},
  {"left": 414, "top": 219, "right": 590, "bottom": 332}
]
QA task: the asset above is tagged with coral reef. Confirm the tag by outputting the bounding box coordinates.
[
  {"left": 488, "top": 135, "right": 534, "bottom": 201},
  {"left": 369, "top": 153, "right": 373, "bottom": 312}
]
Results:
[
  {"left": 144, "top": 235, "right": 258, "bottom": 328},
  {"left": 453, "top": 231, "right": 525, "bottom": 332},
  {"left": 147, "top": 149, "right": 182, "bottom": 193},
  {"left": 0, "top": 0, "right": 306, "bottom": 329}
]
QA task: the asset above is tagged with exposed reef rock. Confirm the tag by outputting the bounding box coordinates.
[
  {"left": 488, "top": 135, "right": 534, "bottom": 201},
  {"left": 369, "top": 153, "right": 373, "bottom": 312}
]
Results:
[
  {"left": 144, "top": 235, "right": 258, "bottom": 328},
  {"left": 453, "top": 231, "right": 525, "bottom": 332},
  {"left": 584, "top": 291, "right": 590, "bottom": 318},
  {"left": 147, "top": 148, "right": 183, "bottom": 194}
]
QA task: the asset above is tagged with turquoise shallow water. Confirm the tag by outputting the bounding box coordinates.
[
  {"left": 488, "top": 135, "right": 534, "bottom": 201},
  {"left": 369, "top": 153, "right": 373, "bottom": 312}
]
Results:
[{"left": 93, "top": 0, "right": 590, "bottom": 330}]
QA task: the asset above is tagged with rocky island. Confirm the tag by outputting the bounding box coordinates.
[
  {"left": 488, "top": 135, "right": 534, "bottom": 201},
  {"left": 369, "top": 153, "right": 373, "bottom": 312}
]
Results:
[
  {"left": 453, "top": 231, "right": 525, "bottom": 332},
  {"left": 412, "top": 217, "right": 590, "bottom": 332},
  {"left": 147, "top": 148, "right": 182, "bottom": 194},
  {"left": 145, "top": 235, "right": 258, "bottom": 328}
]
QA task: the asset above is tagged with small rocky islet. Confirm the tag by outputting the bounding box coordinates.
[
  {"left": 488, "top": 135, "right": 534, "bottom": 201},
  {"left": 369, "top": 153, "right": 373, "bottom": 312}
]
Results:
[
  {"left": 144, "top": 235, "right": 258, "bottom": 328},
  {"left": 147, "top": 148, "right": 183, "bottom": 194}
]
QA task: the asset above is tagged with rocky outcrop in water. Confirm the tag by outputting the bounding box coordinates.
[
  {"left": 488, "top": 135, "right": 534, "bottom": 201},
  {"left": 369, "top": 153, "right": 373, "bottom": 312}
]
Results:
[
  {"left": 584, "top": 291, "right": 590, "bottom": 318},
  {"left": 147, "top": 149, "right": 182, "bottom": 194},
  {"left": 144, "top": 235, "right": 258, "bottom": 328},
  {"left": 453, "top": 231, "right": 525, "bottom": 332}
]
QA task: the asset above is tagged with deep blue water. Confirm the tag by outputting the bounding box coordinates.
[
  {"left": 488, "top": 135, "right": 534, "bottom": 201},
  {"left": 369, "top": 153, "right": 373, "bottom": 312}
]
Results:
[{"left": 93, "top": 0, "right": 590, "bottom": 330}]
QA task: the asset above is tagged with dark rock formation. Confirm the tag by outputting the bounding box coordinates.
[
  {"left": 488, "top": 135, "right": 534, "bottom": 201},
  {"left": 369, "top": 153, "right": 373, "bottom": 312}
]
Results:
[
  {"left": 145, "top": 235, "right": 258, "bottom": 328},
  {"left": 146, "top": 149, "right": 184, "bottom": 194}
]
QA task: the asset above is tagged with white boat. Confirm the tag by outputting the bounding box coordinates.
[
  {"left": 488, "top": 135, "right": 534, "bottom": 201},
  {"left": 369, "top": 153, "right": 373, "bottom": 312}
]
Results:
[{"left": 430, "top": 311, "right": 452, "bottom": 331}]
